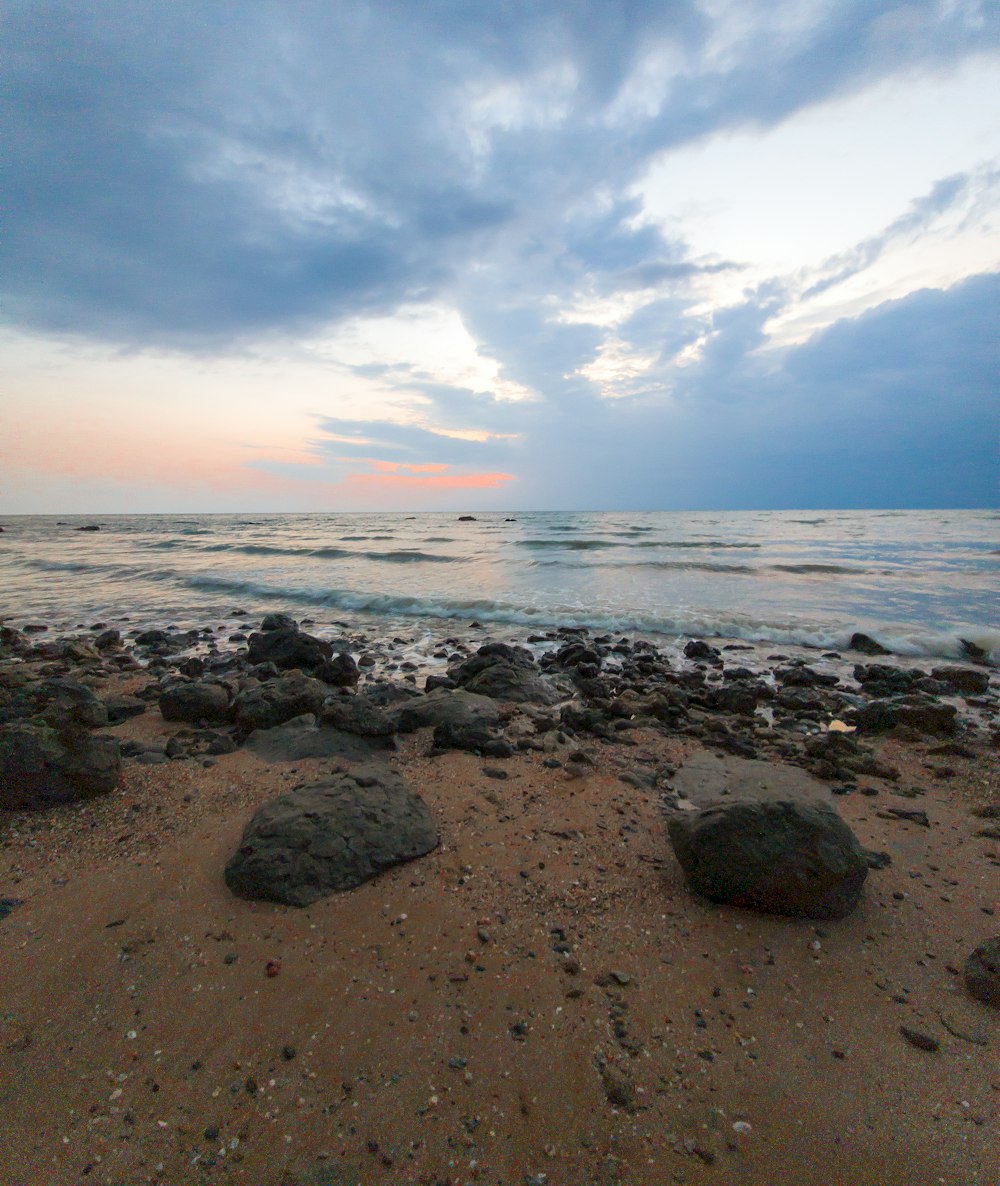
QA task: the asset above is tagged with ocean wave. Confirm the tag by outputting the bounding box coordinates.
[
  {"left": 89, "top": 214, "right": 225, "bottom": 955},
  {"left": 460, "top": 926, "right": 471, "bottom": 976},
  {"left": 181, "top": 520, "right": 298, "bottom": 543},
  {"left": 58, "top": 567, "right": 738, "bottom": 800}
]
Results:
[
  {"left": 517, "top": 538, "right": 616, "bottom": 550},
  {"left": 768, "top": 563, "right": 870, "bottom": 575}
]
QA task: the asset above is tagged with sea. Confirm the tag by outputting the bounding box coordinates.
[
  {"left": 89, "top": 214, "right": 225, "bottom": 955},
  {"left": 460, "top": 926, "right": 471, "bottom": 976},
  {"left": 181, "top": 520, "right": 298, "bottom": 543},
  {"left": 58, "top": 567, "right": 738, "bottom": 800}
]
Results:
[{"left": 0, "top": 509, "right": 997, "bottom": 667}]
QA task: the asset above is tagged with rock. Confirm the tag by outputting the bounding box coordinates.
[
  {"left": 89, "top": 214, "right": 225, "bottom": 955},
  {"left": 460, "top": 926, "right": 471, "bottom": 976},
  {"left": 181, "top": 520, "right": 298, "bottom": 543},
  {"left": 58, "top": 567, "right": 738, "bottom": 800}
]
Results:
[
  {"left": 458, "top": 515, "right": 477, "bottom": 521},
  {"left": 0, "top": 721, "right": 122, "bottom": 808},
  {"left": 899, "top": 1025, "right": 939, "bottom": 1053},
  {"left": 134, "top": 629, "right": 170, "bottom": 646},
  {"left": 38, "top": 679, "right": 109, "bottom": 731},
  {"left": 224, "top": 764, "right": 438, "bottom": 906},
  {"left": 452, "top": 643, "right": 561, "bottom": 705},
  {"left": 0, "top": 897, "right": 24, "bottom": 920},
  {"left": 667, "top": 773, "right": 868, "bottom": 919},
  {"left": 685, "top": 639, "right": 721, "bottom": 662},
  {"left": 243, "top": 715, "right": 395, "bottom": 763},
  {"left": 159, "top": 681, "right": 231, "bottom": 725},
  {"left": 391, "top": 687, "right": 500, "bottom": 733},
  {"left": 246, "top": 627, "right": 333, "bottom": 671},
  {"left": 320, "top": 694, "right": 396, "bottom": 736},
  {"left": 963, "top": 936, "right": 1000, "bottom": 1007},
  {"left": 849, "top": 632, "right": 891, "bottom": 655},
  {"left": 776, "top": 665, "right": 839, "bottom": 688},
  {"left": 260, "top": 612, "right": 297, "bottom": 632},
  {"left": 930, "top": 666, "right": 990, "bottom": 696},
  {"left": 104, "top": 694, "right": 147, "bottom": 724},
  {"left": 851, "top": 699, "right": 957, "bottom": 737},
  {"left": 432, "top": 718, "right": 513, "bottom": 758},
  {"left": 316, "top": 652, "right": 360, "bottom": 688},
  {"left": 878, "top": 807, "right": 930, "bottom": 827},
  {"left": 599, "top": 1066, "right": 636, "bottom": 1112},
  {"left": 232, "top": 674, "right": 329, "bottom": 734},
  {"left": 76, "top": 524, "right": 101, "bottom": 532}
]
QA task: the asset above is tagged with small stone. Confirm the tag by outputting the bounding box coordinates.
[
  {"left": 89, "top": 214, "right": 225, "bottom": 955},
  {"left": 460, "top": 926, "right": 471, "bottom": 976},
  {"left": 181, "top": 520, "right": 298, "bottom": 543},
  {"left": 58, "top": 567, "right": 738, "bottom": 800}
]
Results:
[{"left": 899, "top": 1025, "right": 939, "bottom": 1052}]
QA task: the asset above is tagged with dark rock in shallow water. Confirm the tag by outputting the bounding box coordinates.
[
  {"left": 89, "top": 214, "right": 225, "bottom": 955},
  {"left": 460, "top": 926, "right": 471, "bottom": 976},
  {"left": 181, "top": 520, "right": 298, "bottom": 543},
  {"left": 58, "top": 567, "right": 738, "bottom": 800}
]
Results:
[
  {"left": 452, "top": 643, "right": 561, "bottom": 705},
  {"left": 964, "top": 936, "right": 1000, "bottom": 1007},
  {"left": 260, "top": 612, "right": 297, "bottom": 632},
  {"left": 851, "top": 698, "right": 957, "bottom": 737},
  {"left": 316, "top": 652, "right": 359, "bottom": 687},
  {"left": 0, "top": 721, "right": 122, "bottom": 808},
  {"left": 667, "top": 757, "right": 867, "bottom": 919},
  {"left": 232, "top": 674, "right": 328, "bottom": 734},
  {"left": 849, "top": 632, "right": 891, "bottom": 656},
  {"left": 684, "top": 639, "right": 721, "bottom": 662},
  {"left": 929, "top": 666, "right": 990, "bottom": 696},
  {"left": 159, "top": 680, "right": 231, "bottom": 725},
  {"left": 135, "top": 629, "right": 170, "bottom": 646},
  {"left": 247, "top": 627, "right": 333, "bottom": 671},
  {"left": 224, "top": 763, "right": 438, "bottom": 906}
]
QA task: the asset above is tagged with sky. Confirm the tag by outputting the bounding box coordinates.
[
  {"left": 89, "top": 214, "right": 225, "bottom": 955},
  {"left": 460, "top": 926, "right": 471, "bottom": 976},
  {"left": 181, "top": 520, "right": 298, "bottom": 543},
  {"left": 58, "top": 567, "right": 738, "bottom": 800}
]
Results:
[{"left": 2, "top": 0, "right": 998, "bottom": 513}]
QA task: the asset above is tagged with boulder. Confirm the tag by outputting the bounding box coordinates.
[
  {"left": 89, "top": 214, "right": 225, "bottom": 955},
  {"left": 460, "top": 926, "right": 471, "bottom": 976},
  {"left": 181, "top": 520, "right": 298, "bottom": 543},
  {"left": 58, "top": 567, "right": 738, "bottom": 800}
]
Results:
[
  {"left": 391, "top": 687, "right": 500, "bottom": 734},
  {"left": 849, "top": 632, "right": 891, "bottom": 656},
  {"left": 964, "top": 937, "right": 1000, "bottom": 1007},
  {"left": 224, "top": 764, "right": 438, "bottom": 906},
  {"left": 852, "top": 699, "right": 957, "bottom": 737},
  {"left": 246, "top": 627, "right": 333, "bottom": 671},
  {"left": 232, "top": 674, "right": 328, "bottom": 734},
  {"left": 159, "top": 680, "right": 231, "bottom": 724},
  {"left": 316, "top": 652, "right": 360, "bottom": 687},
  {"left": 666, "top": 784, "right": 868, "bottom": 919},
  {"left": 260, "top": 612, "right": 298, "bottom": 632},
  {"left": 432, "top": 718, "right": 513, "bottom": 758},
  {"left": 452, "top": 643, "right": 561, "bottom": 705},
  {"left": 38, "top": 678, "right": 109, "bottom": 731},
  {"left": 0, "top": 721, "right": 122, "bottom": 809},
  {"left": 930, "top": 666, "right": 990, "bottom": 696},
  {"left": 684, "top": 639, "right": 721, "bottom": 662},
  {"left": 243, "top": 715, "right": 394, "bottom": 763},
  {"left": 320, "top": 694, "right": 397, "bottom": 736}
]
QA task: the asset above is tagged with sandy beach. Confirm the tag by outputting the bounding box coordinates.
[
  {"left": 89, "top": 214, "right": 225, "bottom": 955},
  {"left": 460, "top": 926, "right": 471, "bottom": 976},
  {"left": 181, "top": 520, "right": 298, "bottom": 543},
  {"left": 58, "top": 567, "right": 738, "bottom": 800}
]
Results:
[{"left": 1, "top": 620, "right": 998, "bottom": 1186}]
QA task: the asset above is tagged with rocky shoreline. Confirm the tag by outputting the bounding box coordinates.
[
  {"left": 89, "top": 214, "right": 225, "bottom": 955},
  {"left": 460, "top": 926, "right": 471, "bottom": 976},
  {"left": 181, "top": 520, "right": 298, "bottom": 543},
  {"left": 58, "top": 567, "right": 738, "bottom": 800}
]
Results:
[{"left": 1, "top": 610, "right": 998, "bottom": 1184}]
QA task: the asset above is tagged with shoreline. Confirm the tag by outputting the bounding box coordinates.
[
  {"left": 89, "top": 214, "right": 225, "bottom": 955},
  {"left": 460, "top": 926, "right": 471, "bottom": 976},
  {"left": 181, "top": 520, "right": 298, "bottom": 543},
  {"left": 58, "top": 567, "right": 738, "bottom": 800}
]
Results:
[{"left": 2, "top": 612, "right": 998, "bottom": 1184}]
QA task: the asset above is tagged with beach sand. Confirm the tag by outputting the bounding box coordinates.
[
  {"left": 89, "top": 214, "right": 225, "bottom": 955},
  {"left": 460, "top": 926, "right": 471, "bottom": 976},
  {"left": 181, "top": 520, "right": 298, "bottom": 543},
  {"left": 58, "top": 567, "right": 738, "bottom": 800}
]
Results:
[{"left": 1, "top": 649, "right": 998, "bottom": 1186}]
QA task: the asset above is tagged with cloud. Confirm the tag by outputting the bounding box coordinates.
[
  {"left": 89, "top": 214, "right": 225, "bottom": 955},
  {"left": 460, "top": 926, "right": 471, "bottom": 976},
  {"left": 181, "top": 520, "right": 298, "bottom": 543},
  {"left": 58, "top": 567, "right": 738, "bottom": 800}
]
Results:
[
  {"left": 5, "top": 0, "right": 996, "bottom": 349},
  {"left": 801, "top": 166, "right": 1000, "bottom": 299}
]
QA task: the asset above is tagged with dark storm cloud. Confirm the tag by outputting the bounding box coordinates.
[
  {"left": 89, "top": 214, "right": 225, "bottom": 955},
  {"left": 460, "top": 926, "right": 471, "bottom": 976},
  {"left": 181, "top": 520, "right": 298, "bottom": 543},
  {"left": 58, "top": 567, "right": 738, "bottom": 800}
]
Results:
[{"left": 5, "top": 0, "right": 995, "bottom": 347}]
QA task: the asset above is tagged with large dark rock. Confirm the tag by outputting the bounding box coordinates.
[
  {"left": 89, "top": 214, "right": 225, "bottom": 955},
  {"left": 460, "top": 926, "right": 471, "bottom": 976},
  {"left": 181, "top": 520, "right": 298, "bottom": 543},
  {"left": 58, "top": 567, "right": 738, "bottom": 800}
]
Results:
[
  {"left": 0, "top": 721, "right": 122, "bottom": 809},
  {"left": 320, "top": 693, "right": 396, "bottom": 736},
  {"left": 232, "top": 674, "right": 328, "bottom": 734},
  {"left": 667, "top": 795, "right": 868, "bottom": 919},
  {"left": 852, "top": 698, "right": 958, "bottom": 736},
  {"left": 38, "top": 678, "right": 109, "bottom": 731},
  {"left": 452, "top": 643, "right": 561, "bottom": 705},
  {"left": 224, "top": 764, "right": 438, "bottom": 906},
  {"left": 391, "top": 687, "right": 500, "bottom": 734},
  {"left": 243, "top": 715, "right": 394, "bottom": 763},
  {"left": 260, "top": 612, "right": 297, "bottom": 632},
  {"left": 849, "top": 632, "right": 891, "bottom": 656},
  {"left": 159, "top": 680, "right": 231, "bottom": 724},
  {"left": 316, "top": 652, "right": 360, "bottom": 687},
  {"left": 964, "top": 937, "right": 1000, "bottom": 1007},
  {"left": 432, "top": 718, "right": 513, "bottom": 757},
  {"left": 246, "top": 627, "right": 333, "bottom": 671},
  {"left": 930, "top": 666, "right": 990, "bottom": 696}
]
